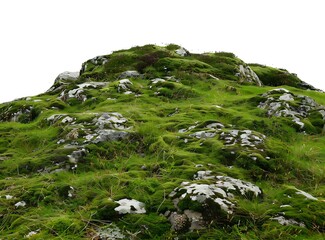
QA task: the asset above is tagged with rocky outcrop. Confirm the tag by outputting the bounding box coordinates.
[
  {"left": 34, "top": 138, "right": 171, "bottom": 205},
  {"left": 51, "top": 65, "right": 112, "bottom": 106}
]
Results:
[
  {"left": 175, "top": 47, "right": 190, "bottom": 57},
  {"left": 258, "top": 88, "right": 325, "bottom": 130},
  {"left": 168, "top": 171, "right": 262, "bottom": 232},
  {"left": 236, "top": 65, "right": 262, "bottom": 86},
  {"left": 55, "top": 71, "right": 79, "bottom": 83}
]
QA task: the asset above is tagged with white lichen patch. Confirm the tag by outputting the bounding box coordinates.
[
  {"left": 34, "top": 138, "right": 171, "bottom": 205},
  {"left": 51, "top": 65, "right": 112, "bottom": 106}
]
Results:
[
  {"left": 114, "top": 198, "right": 146, "bottom": 214},
  {"left": 170, "top": 171, "right": 262, "bottom": 216},
  {"left": 94, "top": 224, "right": 125, "bottom": 240},
  {"left": 295, "top": 189, "right": 318, "bottom": 201},
  {"left": 5, "top": 195, "right": 14, "bottom": 200},
  {"left": 94, "top": 112, "right": 128, "bottom": 130},
  {"left": 25, "top": 229, "right": 40, "bottom": 238},
  {"left": 219, "top": 129, "right": 265, "bottom": 150},
  {"left": 270, "top": 216, "right": 305, "bottom": 227},
  {"left": 151, "top": 78, "right": 166, "bottom": 84},
  {"left": 215, "top": 176, "right": 262, "bottom": 197},
  {"left": 15, "top": 201, "right": 26, "bottom": 208}
]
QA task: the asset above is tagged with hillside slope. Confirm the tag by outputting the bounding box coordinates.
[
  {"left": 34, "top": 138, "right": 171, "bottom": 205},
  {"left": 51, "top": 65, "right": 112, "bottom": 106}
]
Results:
[{"left": 0, "top": 44, "right": 324, "bottom": 239}]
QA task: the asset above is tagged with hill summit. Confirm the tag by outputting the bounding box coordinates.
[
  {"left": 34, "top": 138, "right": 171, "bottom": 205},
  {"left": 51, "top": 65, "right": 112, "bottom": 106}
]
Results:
[{"left": 0, "top": 44, "right": 324, "bottom": 239}]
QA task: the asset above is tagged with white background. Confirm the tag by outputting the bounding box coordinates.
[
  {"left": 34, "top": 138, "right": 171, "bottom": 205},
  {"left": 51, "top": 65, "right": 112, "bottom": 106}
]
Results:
[{"left": 0, "top": 0, "right": 324, "bottom": 103}]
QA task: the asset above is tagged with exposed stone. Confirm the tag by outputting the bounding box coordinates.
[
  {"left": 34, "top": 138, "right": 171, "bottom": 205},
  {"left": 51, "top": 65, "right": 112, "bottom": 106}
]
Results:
[
  {"left": 258, "top": 89, "right": 324, "bottom": 130},
  {"left": 279, "top": 93, "right": 294, "bottom": 101},
  {"left": 206, "top": 122, "right": 224, "bottom": 130},
  {"left": 94, "top": 112, "right": 128, "bottom": 130},
  {"left": 67, "top": 148, "right": 86, "bottom": 164},
  {"left": 47, "top": 114, "right": 74, "bottom": 125},
  {"left": 90, "top": 56, "right": 108, "bottom": 65},
  {"left": 270, "top": 216, "right": 305, "bottom": 227},
  {"left": 151, "top": 78, "right": 166, "bottom": 84},
  {"left": 183, "top": 210, "right": 205, "bottom": 230},
  {"left": 118, "top": 70, "right": 140, "bottom": 79},
  {"left": 169, "top": 212, "right": 190, "bottom": 232},
  {"left": 170, "top": 172, "right": 262, "bottom": 219},
  {"left": 54, "top": 71, "right": 79, "bottom": 83},
  {"left": 189, "top": 131, "right": 216, "bottom": 139},
  {"left": 175, "top": 47, "right": 190, "bottom": 57},
  {"left": 118, "top": 79, "right": 133, "bottom": 93},
  {"left": 237, "top": 65, "right": 262, "bottom": 86},
  {"left": 114, "top": 198, "right": 146, "bottom": 214},
  {"left": 219, "top": 129, "right": 265, "bottom": 150},
  {"left": 93, "top": 130, "right": 129, "bottom": 143}
]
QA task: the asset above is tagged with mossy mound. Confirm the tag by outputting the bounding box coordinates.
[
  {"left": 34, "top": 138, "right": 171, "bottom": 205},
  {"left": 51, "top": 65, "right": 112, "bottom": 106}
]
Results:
[{"left": 0, "top": 44, "right": 324, "bottom": 239}]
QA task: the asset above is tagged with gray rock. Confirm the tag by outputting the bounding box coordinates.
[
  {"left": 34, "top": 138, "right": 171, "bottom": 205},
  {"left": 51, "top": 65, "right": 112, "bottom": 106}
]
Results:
[
  {"left": 118, "top": 70, "right": 140, "bottom": 79},
  {"left": 237, "top": 65, "right": 262, "bottom": 86},
  {"left": 189, "top": 131, "right": 216, "bottom": 139},
  {"left": 94, "top": 112, "right": 128, "bottom": 130},
  {"left": 279, "top": 93, "right": 294, "bottom": 101},
  {"left": 175, "top": 47, "right": 190, "bottom": 57},
  {"left": 93, "top": 130, "right": 129, "bottom": 143},
  {"left": 67, "top": 148, "right": 86, "bottom": 164},
  {"left": 118, "top": 79, "right": 133, "bottom": 93},
  {"left": 270, "top": 216, "right": 305, "bottom": 227},
  {"left": 258, "top": 89, "right": 324, "bottom": 130},
  {"left": 54, "top": 71, "right": 79, "bottom": 83},
  {"left": 169, "top": 212, "right": 190, "bottom": 232}
]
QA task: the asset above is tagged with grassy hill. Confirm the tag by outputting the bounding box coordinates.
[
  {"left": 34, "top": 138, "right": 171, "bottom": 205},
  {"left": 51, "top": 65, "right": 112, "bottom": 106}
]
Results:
[{"left": 0, "top": 44, "right": 324, "bottom": 239}]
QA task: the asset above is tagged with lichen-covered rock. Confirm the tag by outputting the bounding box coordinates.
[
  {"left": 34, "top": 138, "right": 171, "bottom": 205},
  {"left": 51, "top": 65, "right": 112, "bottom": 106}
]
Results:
[
  {"left": 94, "top": 112, "right": 128, "bottom": 130},
  {"left": 169, "top": 171, "right": 263, "bottom": 229},
  {"left": 219, "top": 129, "right": 266, "bottom": 151},
  {"left": 270, "top": 216, "right": 305, "bottom": 227},
  {"left": 58, "top": 82, "right": 107, "bottom": 102},
  {"left": 93, "top": 130, "right": 129, "bottom": 143},
  {"left": 258, "top": 88, "right": 325, "bottom": 130}
]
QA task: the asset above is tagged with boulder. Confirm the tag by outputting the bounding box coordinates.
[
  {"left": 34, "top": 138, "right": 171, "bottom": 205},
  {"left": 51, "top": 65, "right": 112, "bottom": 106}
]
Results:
[
  {"left": 237, "top": 65, "right": 262, "bottom": 86},
  {"left": 175, "top": 47, "right": 190, "bottom": 57},
  {"left": 118, "top": 70, "right": 140, "bottom": 79},
  {"left": 54, "top": 71, "right": 79, "bottom": 83}
]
